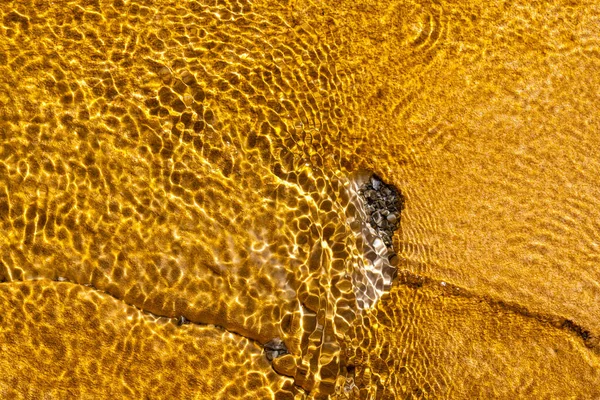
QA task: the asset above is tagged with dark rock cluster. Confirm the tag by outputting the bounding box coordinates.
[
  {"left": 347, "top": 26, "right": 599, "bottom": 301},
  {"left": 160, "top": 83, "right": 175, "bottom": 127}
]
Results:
[
  {"left": 264, "top": 337, "right": 289, "bottom": 361},
  {"left": 358, "top": 174, "right": 404, "bottom": 248}
]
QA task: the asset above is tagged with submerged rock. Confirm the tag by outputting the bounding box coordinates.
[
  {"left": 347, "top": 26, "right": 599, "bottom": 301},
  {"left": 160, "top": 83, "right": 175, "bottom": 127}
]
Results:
[
  {"left": 358, "top": 174, "right": 404, "bottom": 248},
  {"left": 347, "top": 172, "right": 405, "bottom": 310},
  {"left": 264, "top": 337, "right": 289, "bottom": 361}
]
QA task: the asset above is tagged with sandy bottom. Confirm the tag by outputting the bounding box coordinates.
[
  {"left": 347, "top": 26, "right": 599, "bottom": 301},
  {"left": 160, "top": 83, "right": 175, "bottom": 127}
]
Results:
[{"left": 0, "top": 0, "right": 599, "bottom": 398}]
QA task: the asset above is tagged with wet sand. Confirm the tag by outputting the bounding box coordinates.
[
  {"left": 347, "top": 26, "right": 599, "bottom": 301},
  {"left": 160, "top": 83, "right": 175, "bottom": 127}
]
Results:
[{"left": 0, "top": 0, "right": 599, "bottom": 398}]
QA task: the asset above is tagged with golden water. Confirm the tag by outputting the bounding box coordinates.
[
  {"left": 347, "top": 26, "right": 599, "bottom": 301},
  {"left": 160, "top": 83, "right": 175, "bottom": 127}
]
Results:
[{"left": 1, "top": 0, "right": 599, "bottom": 398}]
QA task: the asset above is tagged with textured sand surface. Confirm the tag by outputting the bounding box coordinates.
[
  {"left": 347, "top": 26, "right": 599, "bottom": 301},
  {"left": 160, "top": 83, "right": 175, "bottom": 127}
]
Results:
[
  {"left": 0, "top": 0, "right": 599, "bottom": 398},
  {"left": 0, "top": 280, "right": 299, "bottom": 399}
]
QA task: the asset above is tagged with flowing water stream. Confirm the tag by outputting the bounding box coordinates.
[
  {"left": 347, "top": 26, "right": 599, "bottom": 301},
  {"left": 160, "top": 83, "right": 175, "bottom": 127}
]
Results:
[{"left": 1, "top": 0, "right": 600, "bottom": 398}]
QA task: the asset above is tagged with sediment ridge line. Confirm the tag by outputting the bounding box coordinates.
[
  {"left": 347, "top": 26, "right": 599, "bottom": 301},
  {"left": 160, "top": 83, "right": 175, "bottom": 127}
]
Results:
[
  {"left": 395, "top": 269, "right": 600, "bottom": 352},
  {"left": 0, "top": 277, "right": 312, "bottom": 394},
  {"left": 0, "top": 277, "right": 265, "bottom": 345}
]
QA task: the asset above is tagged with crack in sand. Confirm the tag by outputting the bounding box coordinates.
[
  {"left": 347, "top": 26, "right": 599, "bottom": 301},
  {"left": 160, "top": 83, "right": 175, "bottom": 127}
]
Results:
[
  {"left": 0, "top": 277, "right": 264, "bottom": 344},
  {"left": 395, "top": 269, "right": 599, "bottom": 352},
  {"left": 0, "top": 277, "right": 311, "bottom": 394}
]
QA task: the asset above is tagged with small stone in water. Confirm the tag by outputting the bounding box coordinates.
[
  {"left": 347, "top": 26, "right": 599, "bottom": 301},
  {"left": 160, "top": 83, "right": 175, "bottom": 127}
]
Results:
[
  {"left": 264, "top": 337, "right": 288, "bottom": 361},
  {"left": 371, "top": 177, "right": 382, "bottom": 190}
]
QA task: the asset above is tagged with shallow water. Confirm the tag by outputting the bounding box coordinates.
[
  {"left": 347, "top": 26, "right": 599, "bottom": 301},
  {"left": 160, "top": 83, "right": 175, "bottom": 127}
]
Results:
[{"left": 1, "top": 0, "right": 599, "bottom": 398}]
